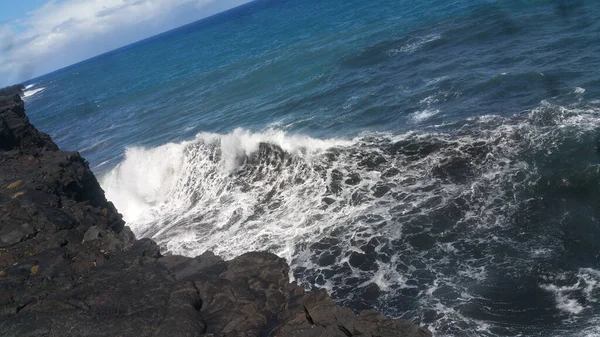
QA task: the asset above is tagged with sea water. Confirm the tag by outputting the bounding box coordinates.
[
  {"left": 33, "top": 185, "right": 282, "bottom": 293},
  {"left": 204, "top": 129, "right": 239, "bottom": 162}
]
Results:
[{"left": 23, "top": 0, "right": 600, "bottom": 335}]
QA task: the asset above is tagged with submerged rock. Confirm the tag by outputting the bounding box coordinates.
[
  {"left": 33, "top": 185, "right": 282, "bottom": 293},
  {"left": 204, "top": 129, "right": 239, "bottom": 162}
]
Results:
[{"left": 0, "top": 86, "right": 431, "bottom": 337}]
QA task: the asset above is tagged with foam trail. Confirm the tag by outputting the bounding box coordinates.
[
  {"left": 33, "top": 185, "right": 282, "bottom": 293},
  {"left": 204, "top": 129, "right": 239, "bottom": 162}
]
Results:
[
  {"left": 388, "top": 33, "right": 441, "bottom": 56},
  {"left": 23, "top": 87, "right": 46, "bottom": 98},
  {"left": 411, "top": 108, "right": 440, "bottom": 122}
]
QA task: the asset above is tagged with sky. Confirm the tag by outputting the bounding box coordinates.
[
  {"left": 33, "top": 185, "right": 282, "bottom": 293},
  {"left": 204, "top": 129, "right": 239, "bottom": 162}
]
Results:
[{"left": 0, "top": 0, "right": 253, "bottom": 86}]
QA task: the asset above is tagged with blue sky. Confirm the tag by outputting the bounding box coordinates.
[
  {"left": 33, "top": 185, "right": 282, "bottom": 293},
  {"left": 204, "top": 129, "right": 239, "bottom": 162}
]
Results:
[
  {"left": 0, "top": 0, "right": 252, "bottom": 86},
  {"left": 0, "top": 1, "right": 50, "bottom": 23}
]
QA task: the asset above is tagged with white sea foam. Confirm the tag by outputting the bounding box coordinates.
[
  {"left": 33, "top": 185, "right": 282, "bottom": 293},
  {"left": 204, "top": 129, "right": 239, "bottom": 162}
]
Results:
[
  {"left": 22, "top": 87, "right": 46, "bottom": 98},
  {"left": 540, "top": 282, "right": 586, "bottom": 314},
  {"left": 388, "top": 33, "right": 442, "bottom": 56},
  {"left": 419, "top": 95, "right": 439, "bottom": 105},
  {"left": 458, "top": 266, "right": 487, "bottom": 281},
  {"left": 100, "top": 100, "right": 600, "bottom": 336},
  {"left": 24, "top": 83, "right": 36, "bottom": 90},
  {"left": 101, "top": 128, "right": 354, "bottom": 262},
  {"left": 102, "top": 100, "right": 600, "bottom": 258},
  {"left": 540, "top": 268, "right": 600, "bottom": 315},
  {"left": 531, "top": 248, "right": 553, "bottom": 257},
  {"left": 424, "top": 76, "right": 448, "bottom": 86},
  {"left": 411, "top": 108, "right": 440, "bottom": 122},
  {"left": 581, "top": 317, "right": 600, "bottom": 337}
]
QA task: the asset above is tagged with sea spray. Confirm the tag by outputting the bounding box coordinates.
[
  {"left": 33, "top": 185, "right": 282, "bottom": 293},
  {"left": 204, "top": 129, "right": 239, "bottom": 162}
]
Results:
[{"left": 101, "top": 100, "right": 600, "bottom": 335}]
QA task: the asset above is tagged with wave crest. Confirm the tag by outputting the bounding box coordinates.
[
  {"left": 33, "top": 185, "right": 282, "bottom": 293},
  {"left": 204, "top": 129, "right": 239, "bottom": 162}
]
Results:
[
  {"left": 22, "top": 87, "right": 46, "bottom": 98},
  {"left": 100, "top": 100, "right": 600, "bottom": 335}
]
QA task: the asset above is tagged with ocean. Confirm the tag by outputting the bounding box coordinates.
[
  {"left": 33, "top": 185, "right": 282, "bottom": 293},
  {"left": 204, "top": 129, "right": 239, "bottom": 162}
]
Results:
[{"left": 20, "top": 0, "right": 600, "bottom": 335}]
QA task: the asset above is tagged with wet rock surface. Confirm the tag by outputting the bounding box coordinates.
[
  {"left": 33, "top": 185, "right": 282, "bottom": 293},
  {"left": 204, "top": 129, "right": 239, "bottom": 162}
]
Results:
[{"left": 0, "top": 87, "right": 431, "bottom": 337}]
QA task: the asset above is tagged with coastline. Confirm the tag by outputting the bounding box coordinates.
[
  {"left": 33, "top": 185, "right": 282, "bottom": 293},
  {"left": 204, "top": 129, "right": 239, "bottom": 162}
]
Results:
[{"left": 0, "top": 85, "right": 431, "bottom": 336}]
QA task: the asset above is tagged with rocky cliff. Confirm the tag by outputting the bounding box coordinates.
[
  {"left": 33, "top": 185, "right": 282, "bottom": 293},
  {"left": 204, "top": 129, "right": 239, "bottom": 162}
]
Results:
[{"left": 0, "top": 86, "right": 431, "bottom": 337}]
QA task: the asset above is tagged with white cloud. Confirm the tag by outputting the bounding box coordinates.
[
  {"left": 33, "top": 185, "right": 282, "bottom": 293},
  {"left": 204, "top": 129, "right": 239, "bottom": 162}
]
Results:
[{"left": 0, "top": 0, "right": 251, "bottom": 86}]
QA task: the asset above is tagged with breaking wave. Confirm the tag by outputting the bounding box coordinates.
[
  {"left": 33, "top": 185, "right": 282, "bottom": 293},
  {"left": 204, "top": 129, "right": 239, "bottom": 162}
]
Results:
[
  {"left": 22, "top": 87, "right": 46, "bottom": 99},
  {"left": 101, "top": 100, "right": 600, "bottom": 336}
]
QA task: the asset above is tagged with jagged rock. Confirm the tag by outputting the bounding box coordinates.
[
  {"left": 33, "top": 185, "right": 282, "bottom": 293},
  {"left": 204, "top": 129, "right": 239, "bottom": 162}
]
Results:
[
  {"left": 0, "top": 86, "right": 431, "bottom": 337},
  {"left": 0, "top": 86, "right": 58, "bottom": 152},
  {"left": 275, "top": 290, "right": 431, "bottom": 337}
]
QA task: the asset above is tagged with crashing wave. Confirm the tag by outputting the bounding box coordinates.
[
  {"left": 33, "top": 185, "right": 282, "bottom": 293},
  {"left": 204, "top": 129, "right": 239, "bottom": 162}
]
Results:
[
  {"left": 22, "top": 87, "right": 46, "bottom": 99},
  {"left": 101, "top": 100, "right": 600, "bottom": 335}
]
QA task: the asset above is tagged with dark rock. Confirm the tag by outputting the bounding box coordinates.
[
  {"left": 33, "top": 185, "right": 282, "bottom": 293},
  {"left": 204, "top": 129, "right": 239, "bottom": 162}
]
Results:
[
  {"left": 275, "top": 291, "right": 431, "bottom": 337},
  {"left": 83, "top": 226, "right": 102, "bottom": 242},
  {"left": 0, "top": 86, "right": 58, "bottom": 152},
  {"left": 0, "top": 87, "right": 431, "bottom": 337},
  {"left": 0, "top": 211, "right": 36, "bottom": 248},
  {"left": 170, "top": 251, "right": 223, "bottom": 280}
]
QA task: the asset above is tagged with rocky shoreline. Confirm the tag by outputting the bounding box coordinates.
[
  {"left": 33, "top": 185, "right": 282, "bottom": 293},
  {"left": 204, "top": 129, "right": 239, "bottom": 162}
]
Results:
[{"left": 0, "top": 85, "right": 431, "bottom": 337}]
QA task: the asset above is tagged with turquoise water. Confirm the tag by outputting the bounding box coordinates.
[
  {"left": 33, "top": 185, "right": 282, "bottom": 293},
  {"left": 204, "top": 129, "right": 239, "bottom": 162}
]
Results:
[{"left": 22, "top": 0, "right": 600, "bottom": 335}]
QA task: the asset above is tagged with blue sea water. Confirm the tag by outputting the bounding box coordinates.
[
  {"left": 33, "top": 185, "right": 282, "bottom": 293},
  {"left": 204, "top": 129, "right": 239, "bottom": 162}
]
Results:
[{"left": 21, "top": 0, "right": 600, "bottom": 335}]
